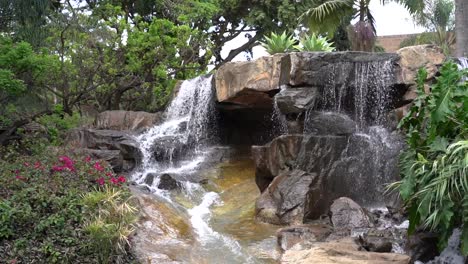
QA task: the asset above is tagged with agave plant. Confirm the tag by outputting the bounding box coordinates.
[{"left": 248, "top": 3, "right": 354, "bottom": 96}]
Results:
[
  {"left": 295, "top": 34, "right": 335, "bottom": 52},
  {"left": 260, "top": 31, "right": 296, "bottom": 55}
]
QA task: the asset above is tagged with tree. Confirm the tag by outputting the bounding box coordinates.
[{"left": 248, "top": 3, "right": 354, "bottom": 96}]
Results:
[
  {"left": 0, "top": 37, "right": 59, "bottom": 145},
  {"left": 410, "top": 0, "right": 455, "bottom": 55},
  {"left": 301, "top": 0, "right": 425, "bottom": 51},
  {"left": 455, "top": 0, "right": 468, "bottom": 57}
]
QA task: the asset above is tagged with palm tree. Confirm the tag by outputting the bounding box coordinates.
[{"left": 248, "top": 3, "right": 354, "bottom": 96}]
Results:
[{"left": 300, "top": 0, "right": 425, "bottom": 51}]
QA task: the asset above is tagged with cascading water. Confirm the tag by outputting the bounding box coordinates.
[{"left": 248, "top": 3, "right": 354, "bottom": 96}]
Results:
[
  {"left": 459, "top": 57, "right": 468, "bottom": 81},
  {"left": 304, "top": 58, "right": 402, "bottom": 208},
  {"left": 131, "top": 75, "right": 269, "bottom": 263}
]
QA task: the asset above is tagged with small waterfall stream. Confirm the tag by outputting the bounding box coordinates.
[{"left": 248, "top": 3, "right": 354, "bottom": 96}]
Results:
[{"left": 131, "top": 75, "right": 277, "bottom": 263}]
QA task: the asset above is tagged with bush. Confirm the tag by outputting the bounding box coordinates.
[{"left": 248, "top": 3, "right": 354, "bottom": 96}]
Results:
[
  {"left": 389, "top": 61, "right": 468, "bottom": 255},
  {"left": 0, "top": 149, "right": 138, "bottom": 263}
]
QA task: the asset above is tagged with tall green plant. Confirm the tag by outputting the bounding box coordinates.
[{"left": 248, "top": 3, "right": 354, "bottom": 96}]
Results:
[
  {"left": 260, "top": 32, "right": 296, "bottom": 55},
  {"left": 389, "top": 61, "right": 468, "bottom": 255}
]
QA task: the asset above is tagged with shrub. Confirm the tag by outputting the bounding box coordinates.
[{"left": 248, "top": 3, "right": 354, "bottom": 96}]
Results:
[
  {"left": 389, "top": 61, "right": 468, "bottom": 255},
  {"left": 295, "top": 34, "right": 335, "bottom": 52},
  {"left": 260, "top": 31, "right": 296, "bottom": 54},
  {"left": 0, "top": 149, "right": 138, "bottom": 263}
]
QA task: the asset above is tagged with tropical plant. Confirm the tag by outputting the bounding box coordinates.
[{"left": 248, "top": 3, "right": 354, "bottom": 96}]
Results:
[
  {"left": 260, "top": 32, "right": 297, "bottom": 54},
  {"left": 295, "top": 34, "right": 335, "bottom": 51},
  {"left": 300, "top": 0, "right": 425, "bottom": 51},
  {"left": 410, "top": 0, "right": 455, "bottom": 55},
  {"left": 388, "top": 61, "right": 468, "bottom": 255}
]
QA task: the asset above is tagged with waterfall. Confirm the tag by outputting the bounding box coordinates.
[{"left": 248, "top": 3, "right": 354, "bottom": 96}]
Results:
[
  {"left": 133, "top": 75, "right": 216, "bottom": 184},
  {"left": 131, "top": 75, "right": 258, "bottom": 263},
  {"left": 458, "top": 57, "right": 468, "bottom": 81},
  {"left": 318, "top": 59, "right": 395, "bottom": 130}
]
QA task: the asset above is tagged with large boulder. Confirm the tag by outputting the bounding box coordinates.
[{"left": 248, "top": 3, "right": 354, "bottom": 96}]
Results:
[
  {"left": 66, "top": 128, "right": 141, "bottom": 172},
  {"left": 94, "top": 110, "right": 163, "bottom": 131},
  {"left": 396, "top": 45, "right": 445, "bottom": 100},
  {"left": 255, "top": 135, "right": 348, "bottom": 224},
  {"left": 281, "top": 238, "right": 410, "bottom": 264},
  {"left": 330, "top": 197, "right": 372, "bottom": 230},
  {"left": 214, "top": 54, "right": 290, "bottom": 107}
]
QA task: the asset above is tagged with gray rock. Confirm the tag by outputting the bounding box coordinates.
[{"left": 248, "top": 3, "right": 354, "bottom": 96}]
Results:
[
  {"left": 252, "top": 134, "right": 304, "bottom": 192},
  {"left": 66, "top": 128, "right": 141, "bottom": 172},
  {"left": 303, "top": 111, "right": 356, "bottom": 135},
  {"left": 275, "top": 86, "right": 319, "bottom": 114},
  {"left": 330, "top": 197, "right": 371, "bottom": 230},
  {"left": 157, "top": 174, "right": 180, "bottom": 190}
]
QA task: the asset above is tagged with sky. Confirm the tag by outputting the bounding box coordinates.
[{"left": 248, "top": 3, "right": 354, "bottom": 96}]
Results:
[{"left": 221, "top": 2, "right": 427, "bottom": 61}]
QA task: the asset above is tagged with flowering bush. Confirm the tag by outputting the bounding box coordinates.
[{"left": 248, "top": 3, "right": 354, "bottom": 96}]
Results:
[{"left": 0, "top": 149, "right": 137, "bottom": 263}]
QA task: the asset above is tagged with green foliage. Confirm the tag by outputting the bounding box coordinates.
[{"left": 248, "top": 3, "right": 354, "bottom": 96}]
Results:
[
  {"left": 0, "top": 149, "right": 137, "bottom": 262},
  {"left": 389, "top": 61, "right": 468, "bottom": 255},
  {"left": 82, "top": 186, "right": 138, "bottom": 264},
  {"left": 37, "top": 107, "right": 88, "bottom": 146},
  {"left": 295, "top": 34, "right": 335, "bottom": 52},
  {"left": 260, "top": 32, "right": 297, "bottom": 55}
]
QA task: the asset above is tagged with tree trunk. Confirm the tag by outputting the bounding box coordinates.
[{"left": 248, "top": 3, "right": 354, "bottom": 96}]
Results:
[{"left": 455, "top": 0, "right": 468, "bottom": 57}]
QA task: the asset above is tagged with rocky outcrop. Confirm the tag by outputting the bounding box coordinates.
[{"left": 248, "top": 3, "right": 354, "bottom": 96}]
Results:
[
  {"left": 281, "top": 238, "right": 410, "bottom": 264},
  {"left": 94, "top": 110, "right": 163, "bottom": 131},
  {"left": 67, "top": 128, "right": 141, "bottom": 172},
  {"left": 254, "top": 135, "right": 349, "bottom": 224},
  {"left": 275, "top": 86, "right": 319, "bottom": 114},
  {"left": 214, "top": 54, "right": 290, "bottom": 107},
  {"left": 396, "top": 45, "right": 445, "bottom": 101},
  {"left": 252, "top": 135, "right": 304, "bottom": 192}
]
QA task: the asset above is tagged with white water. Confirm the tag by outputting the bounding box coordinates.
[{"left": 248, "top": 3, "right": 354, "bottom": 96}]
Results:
[
  {"left": 131, "top": 75, "right": 257, "bottom": 263},
  {"left": 459, "top": 57, "right": 468, "bottom": 81}
]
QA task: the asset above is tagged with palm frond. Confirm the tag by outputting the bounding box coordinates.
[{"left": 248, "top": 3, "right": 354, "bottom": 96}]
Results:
[{"left": 299, "top": 0, "right": 354, "bottom": 36}]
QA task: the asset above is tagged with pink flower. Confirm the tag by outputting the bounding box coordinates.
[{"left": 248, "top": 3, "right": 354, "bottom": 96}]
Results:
[
  {"left": 105, "top": 172, "right": 113, "bottom": 177},
  {"left": 23, "top": 162, "right": 30, "bottom": 167},
  {"left": 117, "top": 176, "right": 126, "bottom": 183},
  {"left": 59, "top": 156, "right": 75, "bottom": 171},
  {"left": 84, "top": 156, "right": 92, "bottom": 163},
  {"left": 97, "top": 177, "right": 105, "bottom": 185},
  {"left": 93, "top": 162, "right": 104, "bottom": 172},
  {"left": 110, "top": 177, "right": 119, "bottom": 185},
  {"left": 34, "top": 161, "right": 42, "bottom": 169}
]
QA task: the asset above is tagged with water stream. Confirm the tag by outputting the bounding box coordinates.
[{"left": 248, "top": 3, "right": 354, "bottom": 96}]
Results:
[{"left": 131, "top": 75, "right": 278, "bottom": 263}]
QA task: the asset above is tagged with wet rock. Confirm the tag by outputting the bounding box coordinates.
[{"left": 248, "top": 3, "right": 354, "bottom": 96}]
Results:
[
  {"left": 330, "top": 197, "right": 372, "bottom": 230},
  {"left": 144, "top": 173, "right": 157, "bottom": 186},
  {"left": 66, "top": 128, "right": 141, "bottom": 172},
  {"left": 281, "top": 237, "right": 411, "bottom": 264},
  {"left": 255, "top": 169, "right": 317, "bottom": 225},
  {"left": 354, "top": 229, "right": 394, "bottom": 253},
  {"left": 252, "top": 134, "right": 304, "bottom": 192},
  {"left": 275, "top": 86, "right": 319, "bottom": 114},
  {"left": 214, "top": 54, "right": 290, "bottom": 107},
  {"left": 157, "top": 174, "right": 180, "bottom": 190},
  {"left": 303, "top": 111, "right": 356, "bottom": 135},
  {"left": 94, "top": 110, "right": 163, "bottom": 131},
  {"left": 406, "top": 231, "right": 439, "bottom": 263},
  {"left": 277, "top": 224, "right": 332, "bottom": 252}
]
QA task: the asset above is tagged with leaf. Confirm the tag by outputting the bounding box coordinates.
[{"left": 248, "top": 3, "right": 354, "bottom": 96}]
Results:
[
  {"left": 400, "top": 174, "right": 416, "bottom": 200},
  {"left": 430, "top": 136, "right": 450, "bottom": 153}
]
